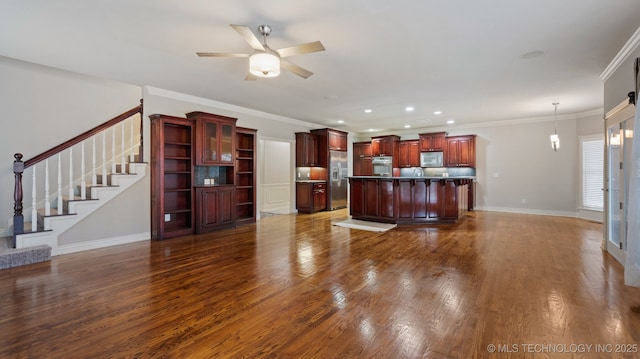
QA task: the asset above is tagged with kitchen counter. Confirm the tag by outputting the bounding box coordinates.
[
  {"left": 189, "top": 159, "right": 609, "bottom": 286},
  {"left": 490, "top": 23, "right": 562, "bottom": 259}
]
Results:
[
  {"left": 347, "top": 176, "right": 475, "bottom": 180},
  {"left": 348, "top": 176, "right": 474, "bottom": 224},
  {"left": 295, "top": 180, "right": 327, "bottom": 183}
]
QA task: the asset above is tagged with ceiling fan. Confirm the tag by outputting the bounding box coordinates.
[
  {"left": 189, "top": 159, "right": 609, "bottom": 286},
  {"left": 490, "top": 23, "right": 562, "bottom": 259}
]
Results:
[{"left": 197, "top": 24, "right": 325, "bottom": 80}]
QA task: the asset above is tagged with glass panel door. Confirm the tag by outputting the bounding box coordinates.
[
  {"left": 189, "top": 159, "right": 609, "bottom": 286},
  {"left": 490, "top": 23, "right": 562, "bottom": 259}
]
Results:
[
  {"left": 606, "top": 116, "right": 634, "bottom": 264},
  {"left": 607, "top": 123, "right": 625, "bottom": 263},
  {"left": 205, "top": 122, "right": 218, "bottom": 162}
]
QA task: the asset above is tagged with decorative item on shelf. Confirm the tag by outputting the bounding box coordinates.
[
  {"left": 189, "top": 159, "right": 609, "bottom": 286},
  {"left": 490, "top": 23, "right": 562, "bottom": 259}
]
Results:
[{"left": 550, "top": 102, "right": 560, "bottom": 151}]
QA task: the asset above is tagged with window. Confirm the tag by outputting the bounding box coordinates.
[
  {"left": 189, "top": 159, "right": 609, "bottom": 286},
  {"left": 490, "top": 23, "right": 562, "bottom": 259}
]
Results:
[{"left": 581, "top": 135, "right": 604, "bottom": 210}]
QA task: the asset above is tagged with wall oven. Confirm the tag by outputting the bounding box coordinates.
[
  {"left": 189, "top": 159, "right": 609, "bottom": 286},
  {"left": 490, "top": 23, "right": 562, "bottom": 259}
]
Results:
[{"left": 372, "top": 156, "right": 393, "bottom": 176}]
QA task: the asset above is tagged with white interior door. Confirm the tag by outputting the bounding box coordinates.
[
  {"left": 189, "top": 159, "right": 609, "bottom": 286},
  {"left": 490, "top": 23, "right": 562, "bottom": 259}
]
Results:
[{"left": 258, "top": 139, "right": 293, "bottom": 216}]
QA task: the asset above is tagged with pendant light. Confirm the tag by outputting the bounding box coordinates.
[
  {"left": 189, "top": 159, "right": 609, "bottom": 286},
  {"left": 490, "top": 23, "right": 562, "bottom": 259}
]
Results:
[{"left": 550, "top": 102, "right": 560, "bottom": 151}]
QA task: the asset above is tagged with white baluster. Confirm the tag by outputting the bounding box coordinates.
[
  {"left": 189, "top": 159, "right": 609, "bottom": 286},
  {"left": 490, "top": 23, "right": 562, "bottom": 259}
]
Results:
[
  {"left": 102, "top": 132, "right": 107, "bottom": 186},
  {"left": 81, "top": 141, "right": 86, "bottom": 200},
  {"left": 45, "top": 160, "right": 51, "bottom": 216},
  {"left": 31, "top": 166, "right": 37, "bottom": 232},
  {"left": 57, "top": 154, "right": 62, "bottom": 214},
  {"left": 92, "top": 137, "right": 97, "bottom": 187},
  {"left": 111, "top": 128, "right": 116, "bottom": 174},
  {"left": 69, "top": 147, "right": 74, "bottom": 201},
  {"left": 130, "top": 117, "right": 135, "bottom": 162},
  {"left": 121, "top": 122, "right": 126, "bottom": 173}
]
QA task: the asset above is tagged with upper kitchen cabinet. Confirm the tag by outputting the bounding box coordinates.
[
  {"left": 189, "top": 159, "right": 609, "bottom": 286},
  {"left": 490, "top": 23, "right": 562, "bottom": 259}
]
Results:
[
  {"left": 311, "top": 128, "right": 348, "bottom": 151},
  {"left": 445, "top": 135, "right": 476, "bottom": 167},
  {"left": 419, "top": 132, "right": 447, "bottom": 152},
  {"left": 371, "top": 135, "right": 400, "bottom": 157},
  {"left": 398, "top": 140, "right": 420, "bottom": 168},
  {"left": 187, "top": 111, "right": 237, "bottom": 166},
  {"left": 296, "top": 132, "right": 322, "bottom": 167},
  {"left": 353, "top": 142, "right": 373, "bottom": 176}
]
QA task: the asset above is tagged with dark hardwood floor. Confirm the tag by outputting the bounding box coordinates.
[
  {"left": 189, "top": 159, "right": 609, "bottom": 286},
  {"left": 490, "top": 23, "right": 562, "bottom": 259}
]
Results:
[{"left": 1, "top": 210, "right": 639, "bottom": 358}]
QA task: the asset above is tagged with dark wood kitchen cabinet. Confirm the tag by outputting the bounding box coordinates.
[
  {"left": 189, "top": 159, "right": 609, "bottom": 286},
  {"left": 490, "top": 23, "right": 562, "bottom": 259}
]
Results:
[
  {"left": 295, "top": 132, "right": 321, "bottom": 167},
  {"left": 150, "top": 114, "right": 195, "bottom": 240},
  {"left": 353, "top": 142, "right": 372, "bottom": 176},
  {"left": 296, "top": 182, "right": 326, "bottom": 213},
  {"left": 419, "top": 132, "right": 447, "bottom": 152},
  {"left": 311, "top": 128, "right": 348, "bottom": 151},
  {"left": 445, "top": 135, "right": 476, "bottom": 167},
  {"left": 398, "top": 140, "right": 420, "bottom": 168},
  {"left": 371, "top": 135, "right": 399, "bottom": 157},
  {"left": 187, "top": 112, "right": 236, "bottom": 166},
  {"left": 195, "top": 185, "right": 235, "bottom": 233}
]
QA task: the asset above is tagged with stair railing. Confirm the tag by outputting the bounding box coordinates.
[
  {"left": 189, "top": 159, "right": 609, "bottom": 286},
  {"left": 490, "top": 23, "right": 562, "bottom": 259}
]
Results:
[{"left": 12, "top": 100, "right": 143, "bottom": 246}]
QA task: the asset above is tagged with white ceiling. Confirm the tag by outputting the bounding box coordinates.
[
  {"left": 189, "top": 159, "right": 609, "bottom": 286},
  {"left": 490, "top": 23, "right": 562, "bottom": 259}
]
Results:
[{"left": 2, "top": 0, "right": 640, "bottom": 133}]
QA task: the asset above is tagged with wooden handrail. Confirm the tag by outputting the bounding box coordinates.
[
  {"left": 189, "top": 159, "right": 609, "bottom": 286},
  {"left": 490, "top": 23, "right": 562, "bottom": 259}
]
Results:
[
  {"left": 24, "top": 102, "right": 143, "bottom": 168},
  {"left": 12, "top": 100, "right": 143, "bottom": 241}
]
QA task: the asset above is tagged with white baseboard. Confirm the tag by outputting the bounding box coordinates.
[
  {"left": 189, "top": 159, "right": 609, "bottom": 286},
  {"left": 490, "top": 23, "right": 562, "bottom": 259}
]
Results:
[
  {"left": 475, "top": 206, "right": 577, "bottom": 218},
  {"left": 56, "top": 232, "right": 150, "bottom": 255},
  {"left": 0, "top": 228, "right": 11, "bottom": 238},
  {"left": 577, "top": 208, "right": 603, "bottom": 223}
]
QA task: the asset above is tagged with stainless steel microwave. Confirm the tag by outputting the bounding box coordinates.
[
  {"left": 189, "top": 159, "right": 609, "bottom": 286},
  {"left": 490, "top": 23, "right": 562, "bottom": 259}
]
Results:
[{"left": 420, "top": 152, "right": 443, "bottom": 168}]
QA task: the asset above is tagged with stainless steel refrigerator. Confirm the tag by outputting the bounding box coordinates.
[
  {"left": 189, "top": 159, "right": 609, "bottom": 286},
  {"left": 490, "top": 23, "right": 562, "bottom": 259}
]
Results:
[{"left": 329, "top": 150, "right": 348, "bottom": 210}]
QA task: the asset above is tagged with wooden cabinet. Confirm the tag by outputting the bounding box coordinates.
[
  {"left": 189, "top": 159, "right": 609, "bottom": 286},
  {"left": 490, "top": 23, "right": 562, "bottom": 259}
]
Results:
[
  {"left": 311, "top": 128, "right": 348, "bottom": 151},
  {"left": 235, "top": 127, "right": 257, "bottom": 224},
  {"left": 295, "top": 132, "right": 320, "bottom": 167},
  {"left": 349, "top": 178, "right": 396, "bottom": 221},
  {"left": 371, "top": 135, "right": 399, "bottom": 156},
  {"left": 445, "top": 135, "right": 476, "bottom": 167},
  {"left": 195, "top": 186, "right": 235, "bottom": 233},
  {"left": 353, "top": 142, "right": 372, "bottom": 176},
  {"left": 419, "top": 132, "right": 446, "bottom": 152},
  {"left": 187, "top": 112, "right": 237, "bottom": 166},
  {"left": 296, "top": 182, "right": 326, "bottom": 213},
  {"left": 150, "top": 114, "right": 195, "bottom": 240},
  {"left": 398, "top": 140, "right": 420, "bottom": 168}
]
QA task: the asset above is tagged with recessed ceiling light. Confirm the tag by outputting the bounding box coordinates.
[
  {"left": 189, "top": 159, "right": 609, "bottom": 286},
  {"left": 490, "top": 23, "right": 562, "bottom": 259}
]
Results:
[
  {"left": 434, "top": 111, "right": 442, "bottom": 115},
  {"left": 404, "top": 125, "right": 411, "bottom": 128},
  {"left": 405, "top": 106, "right": 414, "bottom": 112},
  {"left": 368, "top": 129, "right": 374, "bottom": 132},
  {"left": 447, "top": 120, "right": 455, "bottom": 124},
  {"left": 364, "top": 109, "right": 372, "bottom": 113},
  {"left": 337, "top": 120, "right": 344, "bottom": 124}
]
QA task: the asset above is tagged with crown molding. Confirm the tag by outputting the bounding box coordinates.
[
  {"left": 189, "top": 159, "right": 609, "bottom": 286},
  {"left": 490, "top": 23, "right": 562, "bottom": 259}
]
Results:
[
  {"left": 143, "top": 86, "right": 323, "bottom": 130},
  {"left": 599, "top": 26, "right": 640, "bottom": 81}
]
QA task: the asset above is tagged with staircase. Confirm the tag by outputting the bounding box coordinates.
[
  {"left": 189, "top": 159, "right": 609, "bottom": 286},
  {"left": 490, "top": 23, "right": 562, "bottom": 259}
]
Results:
[{"left": 3, "top": 102, "right": 145, "bottom": 269}]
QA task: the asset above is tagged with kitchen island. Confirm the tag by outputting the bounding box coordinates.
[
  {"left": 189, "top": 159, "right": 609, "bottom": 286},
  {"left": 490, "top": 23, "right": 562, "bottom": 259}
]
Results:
[{"left": 348, "top": 176, "right": 475, "bottom": 224}]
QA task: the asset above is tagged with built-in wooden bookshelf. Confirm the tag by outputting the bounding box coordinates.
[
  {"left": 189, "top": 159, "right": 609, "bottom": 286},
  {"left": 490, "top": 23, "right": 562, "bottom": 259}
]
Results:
[
  {"left": 235, "top": 127, "right": 257, "bottom": 224},
  {"left": 150, "top": 115, "right": 195, "bottom": 240}
]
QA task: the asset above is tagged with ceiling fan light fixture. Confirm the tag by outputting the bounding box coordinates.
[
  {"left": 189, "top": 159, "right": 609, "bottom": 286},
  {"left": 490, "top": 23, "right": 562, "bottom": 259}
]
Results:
[{"left": 249, "top": 52, "right": 280, "bottom": 78}]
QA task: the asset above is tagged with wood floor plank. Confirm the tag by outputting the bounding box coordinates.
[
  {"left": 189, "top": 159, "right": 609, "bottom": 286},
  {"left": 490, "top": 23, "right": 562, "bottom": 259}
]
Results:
[{"left": 1, "top": 210, "right": 639, "bottom": 358}]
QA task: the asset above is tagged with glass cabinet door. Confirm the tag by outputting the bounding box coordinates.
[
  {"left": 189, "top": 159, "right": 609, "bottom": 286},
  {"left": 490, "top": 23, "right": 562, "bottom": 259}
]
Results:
[
  {"left": 204, "top": 121, "right": 218, "bottom": 162},
  {"left": 221, "top": 123, "right": 233, "bottom": 163}
]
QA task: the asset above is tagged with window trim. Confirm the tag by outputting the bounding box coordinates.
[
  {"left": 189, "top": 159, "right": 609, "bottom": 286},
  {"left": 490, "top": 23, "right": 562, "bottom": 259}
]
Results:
[{"left": 579, "top": 134, "right": 604, "bottom": 212}]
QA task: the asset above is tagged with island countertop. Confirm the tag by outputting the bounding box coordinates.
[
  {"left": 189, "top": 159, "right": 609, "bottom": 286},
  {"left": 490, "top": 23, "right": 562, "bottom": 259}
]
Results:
[{"left": 348, "top": 176, "right": 474, "bottom": 224}]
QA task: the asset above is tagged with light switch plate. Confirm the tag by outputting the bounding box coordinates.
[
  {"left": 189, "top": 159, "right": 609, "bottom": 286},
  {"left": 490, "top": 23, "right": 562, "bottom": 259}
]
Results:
[{"left": 164, "top": 214, "right": 171, "bottom": 222}]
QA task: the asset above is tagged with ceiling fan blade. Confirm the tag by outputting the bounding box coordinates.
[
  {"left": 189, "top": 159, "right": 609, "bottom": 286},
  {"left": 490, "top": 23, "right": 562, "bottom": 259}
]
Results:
[
  {"left": 196, "top": 52, "right": 250, "bottom": 57},
  {"left": 245, "top": 73, "right": 258, "bottom": 81},
  {"left": 281, "top": 60, "right": 314, "bottom": 79},
  {"left": 230, "top": 24, "right": 265, "bottom": 51},
  {"left": 276, "top": 41, "right": 325, "bottom": 58}
]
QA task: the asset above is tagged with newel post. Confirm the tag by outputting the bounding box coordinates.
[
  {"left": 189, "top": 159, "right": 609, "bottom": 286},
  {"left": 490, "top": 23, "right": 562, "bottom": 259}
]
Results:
[{"left": 13, "top": 153, "right": 24, "bottom": 246}]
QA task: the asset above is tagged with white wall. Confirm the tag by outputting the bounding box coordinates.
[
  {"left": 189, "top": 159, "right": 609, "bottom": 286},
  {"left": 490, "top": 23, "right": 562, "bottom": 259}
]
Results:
[{"left": 0, "top": 56, "right": 141, "bottom": 237}]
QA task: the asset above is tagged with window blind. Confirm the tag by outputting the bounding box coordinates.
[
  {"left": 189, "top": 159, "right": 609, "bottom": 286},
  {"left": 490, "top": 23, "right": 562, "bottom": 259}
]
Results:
[{"left": 582, "top": 137, "right": 604, "bottom": 210}]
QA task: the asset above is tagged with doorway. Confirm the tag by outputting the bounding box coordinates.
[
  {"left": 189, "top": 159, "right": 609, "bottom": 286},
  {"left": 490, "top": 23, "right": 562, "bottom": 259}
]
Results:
[{"left": 258, "top": 139, "right": 294, "bottom": 217}]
